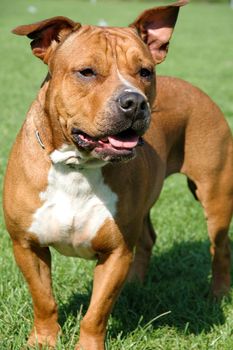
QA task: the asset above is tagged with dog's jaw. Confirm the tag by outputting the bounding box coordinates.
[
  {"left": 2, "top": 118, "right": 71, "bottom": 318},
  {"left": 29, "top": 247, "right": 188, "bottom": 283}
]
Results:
[{"left": 71, "top": 127, "right": 144, "bottom": 163}]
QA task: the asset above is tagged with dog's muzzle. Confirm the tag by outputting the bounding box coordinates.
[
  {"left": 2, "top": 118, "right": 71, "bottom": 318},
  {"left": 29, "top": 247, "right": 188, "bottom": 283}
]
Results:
[{"left": 71, "top": 91, "right": 150, "bottom": 162}]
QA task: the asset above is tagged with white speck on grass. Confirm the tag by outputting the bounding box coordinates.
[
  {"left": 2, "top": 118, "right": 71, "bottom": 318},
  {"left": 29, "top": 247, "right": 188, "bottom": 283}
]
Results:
[
  {"left": 98, "top": 19, "right": 108, "bottom": 27},
  {"left": 27, "top": 5, "right": 37, "bottom": 14}
]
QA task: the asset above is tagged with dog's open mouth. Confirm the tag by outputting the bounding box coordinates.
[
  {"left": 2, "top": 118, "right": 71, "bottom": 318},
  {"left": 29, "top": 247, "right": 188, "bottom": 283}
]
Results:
[{"left": 72, "top": 128, "right": 144, "bottom": 161}]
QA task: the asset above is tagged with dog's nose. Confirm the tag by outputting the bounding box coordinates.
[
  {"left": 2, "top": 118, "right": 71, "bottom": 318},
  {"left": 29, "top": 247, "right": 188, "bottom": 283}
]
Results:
[{"left": 118, "top": 92, "right": 147, "bottom": 119}]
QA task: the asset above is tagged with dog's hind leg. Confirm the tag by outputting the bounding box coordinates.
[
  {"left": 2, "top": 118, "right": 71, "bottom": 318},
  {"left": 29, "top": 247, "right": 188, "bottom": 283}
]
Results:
[
  {"left": 184, "top": 139, "right": 233, "bottom": 298},
  {"left": 180, "top": 105, "right": 233, "bottom": 298},
  {"left": 127, "top": 214, "right": 156, "bottom": 283},
  {"left": 196, "top": 176, "right": 233, "bottom": 298}
]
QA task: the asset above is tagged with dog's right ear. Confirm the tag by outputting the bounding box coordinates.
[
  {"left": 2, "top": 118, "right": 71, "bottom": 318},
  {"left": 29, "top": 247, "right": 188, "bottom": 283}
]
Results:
[
  {"left": 130, "top": 0, "right": 188, "bottom": 64},
  {"left": 12, "top": 17, "right": 80, "bottom": 64}
]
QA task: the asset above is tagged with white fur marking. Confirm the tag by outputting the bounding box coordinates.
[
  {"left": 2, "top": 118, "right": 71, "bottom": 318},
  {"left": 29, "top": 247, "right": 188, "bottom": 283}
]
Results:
[
  {"left": 50, "top": 144, "right": 82, "bottom": 165},
  {"left": 29, "top": 146, "right": 117, "bottom": 259},
  {"left": 117, "top": 69, "right": 147, "bottom": 99},
  {"left": 50, "top": 144, "right": 106, "bottom": 168}
]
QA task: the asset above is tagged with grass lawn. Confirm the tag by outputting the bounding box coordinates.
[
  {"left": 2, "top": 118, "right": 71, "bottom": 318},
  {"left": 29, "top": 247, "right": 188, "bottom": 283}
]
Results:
[{"left": 0, "top": 1, "right": 233, "bottom": 349}]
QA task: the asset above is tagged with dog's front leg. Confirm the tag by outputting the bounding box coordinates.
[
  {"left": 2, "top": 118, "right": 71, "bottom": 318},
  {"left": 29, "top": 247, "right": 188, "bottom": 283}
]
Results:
[
  {"left": 13, "top": 242, "right": 60, "bottom": 348},
  {"left": 76, "top": 247, "right": 133, "bottom": 350}
]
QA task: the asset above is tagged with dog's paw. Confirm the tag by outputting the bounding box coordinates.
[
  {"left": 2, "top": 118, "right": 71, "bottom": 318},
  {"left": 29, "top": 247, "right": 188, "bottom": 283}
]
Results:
[
  {"left": 27, "top": 323, "right": 61, "bottom": 349},
  {"left": 210, "top": 277, "right": 231, "bottom": 301}
]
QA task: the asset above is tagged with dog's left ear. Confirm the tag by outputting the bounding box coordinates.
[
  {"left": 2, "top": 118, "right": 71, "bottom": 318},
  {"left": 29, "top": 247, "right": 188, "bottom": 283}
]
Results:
[
  {"left": 130, "top": 0, "right": 188, "bottom": 64},
  {"left": 12, "top": 17, "right": 80, "bottom": 64}
]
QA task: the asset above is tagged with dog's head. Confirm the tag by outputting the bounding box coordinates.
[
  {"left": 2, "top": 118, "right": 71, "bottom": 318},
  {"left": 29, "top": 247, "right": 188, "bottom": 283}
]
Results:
[{"left": 13, "top": 1, "right": 187, "bottom": 164}]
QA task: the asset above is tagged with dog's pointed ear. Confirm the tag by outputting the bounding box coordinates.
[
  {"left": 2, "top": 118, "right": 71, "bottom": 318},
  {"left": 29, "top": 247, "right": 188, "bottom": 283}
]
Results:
[
  {"left": 130, "top": 0, "right": 188, "bottom": 64},
  {"left": 12, "top": 17, "right": 81, "bottom": 64}
]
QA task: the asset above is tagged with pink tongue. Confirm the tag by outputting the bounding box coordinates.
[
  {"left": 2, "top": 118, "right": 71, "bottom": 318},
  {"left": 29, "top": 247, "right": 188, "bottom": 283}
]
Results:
[{"left": 108, "top": 135, "right": 139, "bottom": 149}]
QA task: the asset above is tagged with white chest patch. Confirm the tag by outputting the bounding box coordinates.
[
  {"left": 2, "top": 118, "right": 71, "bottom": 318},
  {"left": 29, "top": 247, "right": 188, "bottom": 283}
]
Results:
[{"left": 29, "top": 146, "right": 118, "bottom": 259}]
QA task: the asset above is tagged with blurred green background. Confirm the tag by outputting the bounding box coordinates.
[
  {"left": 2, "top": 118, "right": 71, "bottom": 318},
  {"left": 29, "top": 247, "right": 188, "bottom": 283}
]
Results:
[{"left": 0, "top": 1, "right": 233, "bottom": 349}]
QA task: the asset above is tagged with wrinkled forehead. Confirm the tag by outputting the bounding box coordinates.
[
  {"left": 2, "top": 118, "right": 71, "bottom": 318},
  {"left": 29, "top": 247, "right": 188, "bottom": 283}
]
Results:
[{"left": 56, "top": 25, "right": 154, "bottom": 69}]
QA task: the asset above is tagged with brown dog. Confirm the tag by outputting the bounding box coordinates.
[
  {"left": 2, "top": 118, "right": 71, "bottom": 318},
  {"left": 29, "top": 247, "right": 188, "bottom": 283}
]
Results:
[{"left": 3, "top": 1, "right": 233, "bottom": 349}]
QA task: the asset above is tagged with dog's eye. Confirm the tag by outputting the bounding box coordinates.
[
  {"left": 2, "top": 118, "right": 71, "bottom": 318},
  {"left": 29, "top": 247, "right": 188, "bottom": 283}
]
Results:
[
  {"left": 139, "top": 68, "right": 153, "bottom": 79},
  {"left": 78, "top": 68, "right": 96, "bottom": 78}
]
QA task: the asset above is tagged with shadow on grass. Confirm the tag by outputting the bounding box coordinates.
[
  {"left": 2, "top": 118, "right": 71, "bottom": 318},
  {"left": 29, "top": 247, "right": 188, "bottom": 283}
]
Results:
[
  {"left": 111, "top": 239, "right": 232, "bottom": 338},
  {"left": 59, "top": 239, "right": 232, "bottom": 338}
]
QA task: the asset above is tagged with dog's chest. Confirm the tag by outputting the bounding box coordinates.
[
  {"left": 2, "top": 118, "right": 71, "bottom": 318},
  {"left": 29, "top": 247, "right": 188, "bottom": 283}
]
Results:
[{"left": 29, "top": 163, "right": 117, "bottom": 259}]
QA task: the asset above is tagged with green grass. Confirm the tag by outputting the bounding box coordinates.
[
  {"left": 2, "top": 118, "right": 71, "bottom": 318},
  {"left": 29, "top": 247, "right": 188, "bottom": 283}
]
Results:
[{"left": 0, "top": 1, "right": 233, "bottom": 349}]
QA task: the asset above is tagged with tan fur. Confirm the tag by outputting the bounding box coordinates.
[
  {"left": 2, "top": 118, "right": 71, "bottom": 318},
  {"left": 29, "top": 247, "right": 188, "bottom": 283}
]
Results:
[{"left": 3, "top": 2, "right": 233, "bottom": 349}]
